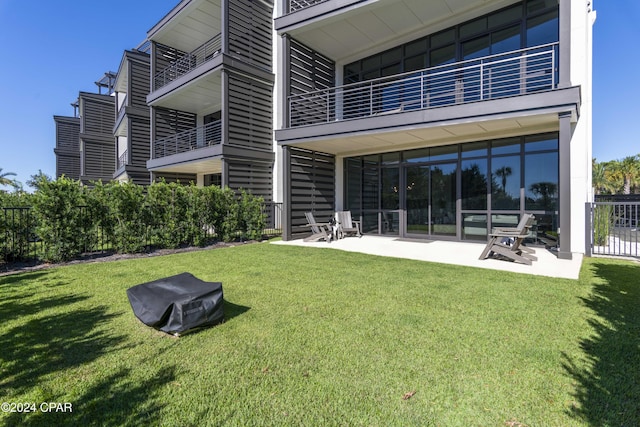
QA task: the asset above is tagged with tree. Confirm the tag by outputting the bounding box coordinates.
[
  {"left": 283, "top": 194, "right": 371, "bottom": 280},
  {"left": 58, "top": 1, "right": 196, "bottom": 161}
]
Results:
[
  {"left": 494, "top": 166, "right": 512, "bottom": 192},
  {"left": 592, "top": 158, "right": 608, "bottom": 195},
  {"left": 27, "top": 170, "right": 53, "bottom": 192},
  {"left": 618, "top": 155, "right": 640, "bottom": 195},
  {"left": 603, "top": 160, "right": 624, "bottom": 194},
  {"left": 592, "top": 155, "right": 640, "bottom": 195},
  {"left": 529, "top": 181, "right": 557, "bottom": 210},
  {"left": 0, "top": 168, "right": 19, "bottom": 189}
]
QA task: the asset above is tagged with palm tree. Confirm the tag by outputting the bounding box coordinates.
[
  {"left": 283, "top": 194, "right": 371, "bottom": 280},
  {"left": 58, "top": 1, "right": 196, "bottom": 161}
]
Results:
[
  {"left": 603, "top": 160, "right": 624, "bottom": 194},
  {"left": 0, "top": 168, "right": 18, "bottom": 188},
  {"left": 618, "top": 155, "right": 640, "bottom": 195},
  {"left": 593, "top": 158, "right": 621, "bottom": 195},
  {"left": 494, "top": 166, "right": 512, "bottom": 193},
  {"left": 592, "top": 158, "right": 607, "bottom": 195},
  {"left": 529, "top": 181, "right": 557, "bottom": 209}
]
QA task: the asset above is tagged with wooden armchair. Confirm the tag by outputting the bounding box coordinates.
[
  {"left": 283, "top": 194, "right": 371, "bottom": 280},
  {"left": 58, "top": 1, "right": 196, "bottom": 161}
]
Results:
[
  {"left": 303, "top": 212, "right": 333, "bottom": 242},
  {"left": 335, "top": 211, "right": 362, "bottom": 238},
  {"left": 479, "top": 213, "right": 537, "bottom": 265}
]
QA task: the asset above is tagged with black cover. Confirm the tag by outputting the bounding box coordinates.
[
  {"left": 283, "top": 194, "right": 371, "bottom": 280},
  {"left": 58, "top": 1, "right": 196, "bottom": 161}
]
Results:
[{"left": 126, "top": 272, "right": 224, "bottom": 335}]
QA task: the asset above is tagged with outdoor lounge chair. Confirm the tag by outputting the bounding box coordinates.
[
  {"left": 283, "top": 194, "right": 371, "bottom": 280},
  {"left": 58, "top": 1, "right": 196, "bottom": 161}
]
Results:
[
  {"left": 303, "top": 212, "right": 333, "bottom": 242},
  {"left": 335, "top": 211, "right": 362, "bottom": 238},
  {"left": 479, "top": 213, "right": 537, "bottom": 265}
]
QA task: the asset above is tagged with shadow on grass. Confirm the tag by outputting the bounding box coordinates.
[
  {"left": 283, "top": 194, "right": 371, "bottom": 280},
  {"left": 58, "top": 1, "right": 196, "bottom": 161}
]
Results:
[
  {"left": 224, "top": 299, "right": 250, "bottom": 322},
  {"left": 4, "top": 365, "right": 178, "bottom": 426},
  {"left": 0, "top": 292, "right": 90, "bottom": 324},
  {"left": 564, "top": 260, "right": 640, "bottom": 425},
  {"left": 0, "top": 304, "right": 128, "bottom": 396},
  {"left": 0, "top": 270, "right": 49, "bottom": 286},
  {"left": 0, "top": 281, "right": 180, "bottom": 425}
]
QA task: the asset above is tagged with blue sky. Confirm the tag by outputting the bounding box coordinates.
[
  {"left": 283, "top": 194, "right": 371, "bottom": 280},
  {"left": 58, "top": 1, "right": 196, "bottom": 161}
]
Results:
[{"left": 0, "top": 0, "right": 638, "bottom": 188}]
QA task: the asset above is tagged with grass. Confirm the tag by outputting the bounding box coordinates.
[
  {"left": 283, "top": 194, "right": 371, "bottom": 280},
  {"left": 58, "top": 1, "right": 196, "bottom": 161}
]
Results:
[{"left": 0, "top": 242, "right": 639, "bottom": 426}]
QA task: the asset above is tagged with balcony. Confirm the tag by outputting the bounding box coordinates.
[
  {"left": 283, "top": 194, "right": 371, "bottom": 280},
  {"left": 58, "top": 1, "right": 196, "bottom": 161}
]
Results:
[
  {"left": 153, "top": 121, "right": 222, "bottom": 159},
  {"left": 287, "top": 0, "right": 330, "bottom": 13},
  {"left": 154, "top": 34, "right": 222, "bottom": 90},
  {"left": 287, "top": 44, "right": 558, "bottom": 128},
  {"left": 118, "top": 149, "right": 128, "bottom": 169}
]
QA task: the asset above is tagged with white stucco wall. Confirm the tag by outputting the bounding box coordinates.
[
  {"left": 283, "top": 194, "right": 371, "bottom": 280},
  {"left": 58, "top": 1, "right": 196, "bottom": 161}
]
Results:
[{"left": 569, "top": 0, "right": 596, "bottom": 253}]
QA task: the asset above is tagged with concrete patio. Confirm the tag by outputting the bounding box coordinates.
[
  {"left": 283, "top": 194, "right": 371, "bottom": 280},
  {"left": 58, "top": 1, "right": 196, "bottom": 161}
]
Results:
[{"left": 272, "top": 235, "right": 583, "bottom": 280}]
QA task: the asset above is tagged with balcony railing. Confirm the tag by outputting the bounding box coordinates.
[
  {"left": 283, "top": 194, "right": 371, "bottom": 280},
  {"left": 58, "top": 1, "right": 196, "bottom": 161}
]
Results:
[
  {"left": 287, "top": 43, "right": 558, "bottom": 128},
  {"left": 117, "top": 149, "right": 128, "bottom": 169},
  {"left": 287, "top": 0, "right": 330, "bottom": 13},
  {"left": 153, "top": 121, "right": 222, "bottom": 159},
  {"left": 154, "top": 34, "right": 222, "bottom": 90}
]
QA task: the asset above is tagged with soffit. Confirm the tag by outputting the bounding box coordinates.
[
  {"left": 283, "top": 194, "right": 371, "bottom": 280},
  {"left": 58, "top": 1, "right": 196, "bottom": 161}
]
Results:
[
  {"left": 282, "top": 0, "right": 515, "bottom": 62},
  {"left": 150, "top": 157, "right": 223, "bottom": 175},
  {"left": 148, "top": 72, "right": 223, "bottom": 115},
  {"left": 283, "top": 113, "right": 559, "bottom": 157},
  {"left": 148, "top": 0, "right": 222, "bottom": 53}
]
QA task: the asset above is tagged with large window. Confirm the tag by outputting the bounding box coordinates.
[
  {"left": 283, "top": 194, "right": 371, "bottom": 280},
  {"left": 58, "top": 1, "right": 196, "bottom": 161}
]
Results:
[
  {"left": 461, "top": 141, "right": 488, "bottom": 210},
  {"left": 344, "top": 0, "right": 558, "bottom": 84},
  {"left": 491, "top": 156, "right": 522, "bottom": 210},
  {"left": 344, "top": 133, "right": 559, "bottom": 242}
]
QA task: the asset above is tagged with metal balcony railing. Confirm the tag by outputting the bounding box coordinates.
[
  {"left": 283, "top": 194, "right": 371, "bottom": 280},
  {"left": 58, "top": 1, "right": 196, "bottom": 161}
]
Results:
[
  {"left": 117, "top": 149, "right": 128, "bottom": 169},
  {"left": 287, "top": 43, "right": 558, "bottom": 128},
  {"left": 288, "top": 0, "right": 330, "bottom": 13},
  {"left": 154, "top": 34, "right": 222, "bottom": 90},
  {"left": 153, "top": 121, "right": 222, "bottom": 159}
]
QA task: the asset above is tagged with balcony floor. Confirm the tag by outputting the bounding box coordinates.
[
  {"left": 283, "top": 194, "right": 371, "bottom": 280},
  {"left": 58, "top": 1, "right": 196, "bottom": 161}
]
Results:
[{"left": 272, "top": 235, "right": 582, "bottom": 279}]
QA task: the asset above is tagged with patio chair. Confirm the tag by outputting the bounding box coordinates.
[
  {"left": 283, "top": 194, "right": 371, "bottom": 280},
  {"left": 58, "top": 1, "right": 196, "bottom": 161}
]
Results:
[
  {"left": 335, "top": 211, "right": 362, "bottom": 238},
  {"left": 303, "top": 212, "right": 333, "bottom": 243},
  {"left": 479, "top": 213, "right": 537, "bottom": 265}
]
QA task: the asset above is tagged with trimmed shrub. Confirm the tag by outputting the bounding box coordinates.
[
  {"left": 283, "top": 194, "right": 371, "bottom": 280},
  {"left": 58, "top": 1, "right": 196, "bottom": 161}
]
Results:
[
  {"left": 237, "top": 190, "right": 266, "bottom": 241},
  {"left": 593, "top": 204, "right": 614, "bottom": 246},
  {"left": 32, "top": 177, "right": 89, "bottom": 262},
  {"left": 3, "top": 177, "right": 270, "bottom": 263}
]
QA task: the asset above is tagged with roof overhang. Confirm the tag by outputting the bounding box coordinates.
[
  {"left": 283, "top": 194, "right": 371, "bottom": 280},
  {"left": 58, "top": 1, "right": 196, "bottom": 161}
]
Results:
[
  {"left": 147, "top": 145, "right": 223, "bottom": 174},
  {"left": 276, "top": 86, "right": 581, "bottom": 157},
  {"left": 275, "top": 0, "right": 517, "bottom": 62},
  {"left": 147, "top": 0, "right": 222, "bottom": 53}
]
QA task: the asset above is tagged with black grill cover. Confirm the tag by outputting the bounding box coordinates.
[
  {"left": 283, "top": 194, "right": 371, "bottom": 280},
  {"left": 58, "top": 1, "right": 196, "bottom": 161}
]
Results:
[{"left": 126, "top": 272, "right": 224, "bottom": 335}]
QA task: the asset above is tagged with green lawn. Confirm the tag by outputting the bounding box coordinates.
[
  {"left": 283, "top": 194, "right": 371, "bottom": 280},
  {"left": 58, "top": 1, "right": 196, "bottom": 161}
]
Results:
[{"left": 1, "top": 243, "right": 639, "bottom": 426}]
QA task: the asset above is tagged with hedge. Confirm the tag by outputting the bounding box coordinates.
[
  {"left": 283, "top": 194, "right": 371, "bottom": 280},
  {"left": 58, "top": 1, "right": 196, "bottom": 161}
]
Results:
[{"left": 1, "top": 178, "right": 266, "bottom": 263}]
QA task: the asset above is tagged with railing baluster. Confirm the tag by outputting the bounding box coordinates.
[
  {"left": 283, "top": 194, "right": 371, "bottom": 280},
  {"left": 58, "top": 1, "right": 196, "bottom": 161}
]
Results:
[
  {"left": 287, "top": 43, "right": 558, "bottom": 128},
  {"left": 153, "top": 121, "right": 223, "bottom": 159},
  {"left": 154, "top": 34, "right": 222, "bottom": 90}
]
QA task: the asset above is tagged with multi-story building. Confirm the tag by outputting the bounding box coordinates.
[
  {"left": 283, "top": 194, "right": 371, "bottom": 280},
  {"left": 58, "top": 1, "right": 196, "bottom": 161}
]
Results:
[
  {"left": 144, "top": 0, "right": 275, "bottom": 199},
  {"left": 77, "top": 72, "right": 117, "bottom": 186},
  {"left": 53, "top": 104, "right": 80, "bottom": 179},
  {"left": 274, "top": 0, "right": 595, "bottom": 259},
  {"left": 113, "top": 45, "right": 153, "bottom": 185}
]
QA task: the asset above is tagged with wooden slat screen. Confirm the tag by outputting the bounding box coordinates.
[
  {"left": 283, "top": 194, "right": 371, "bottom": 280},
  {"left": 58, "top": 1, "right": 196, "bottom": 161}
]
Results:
[
  {"left": 228, "top": 0, "right": 273, "bottom": 71},
  {"left": 288, "top": 147, "right": 335, "bottom": 236},
  {"left": 227, "top": 72, "right": 273, "bottom": 152}
]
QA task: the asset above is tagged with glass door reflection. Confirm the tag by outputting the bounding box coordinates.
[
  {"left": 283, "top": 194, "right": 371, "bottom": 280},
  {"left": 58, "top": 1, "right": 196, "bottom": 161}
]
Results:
[
  {"left": 406, "top": 165, "right": 430, "bottom": 234},
  {"left": 404, "top": 163, "right": 457, "bottom": 237}
]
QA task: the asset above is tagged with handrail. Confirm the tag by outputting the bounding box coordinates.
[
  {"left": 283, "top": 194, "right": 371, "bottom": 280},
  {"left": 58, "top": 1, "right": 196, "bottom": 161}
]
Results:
[
  {"left": 287, "top": 43, "right": 559, "bottom": 128},
  {"left": 154, "top": 34, "right": 222, "bottom": 90},
  {"left": 288, "top": 0, "right": 330, "bottom": 13},
  {"left": 153, "top": 121, "right": 222, "bottom": 159},
  {"left": 117, "top": 149, "right": 128, "bottom": 169}
]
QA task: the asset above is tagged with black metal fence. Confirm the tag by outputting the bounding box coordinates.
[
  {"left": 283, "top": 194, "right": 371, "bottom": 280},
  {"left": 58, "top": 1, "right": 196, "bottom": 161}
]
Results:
[
  {"left": 1, "top": 207, "right": 39, "bottom": 262},
  {"left": 262, "top": 201, "right": 283, "bottom": 236},
  {"left": 1, "top": 202, "right": 282, "bottom": 264},
  {"left": 586, "top": 201, "right": 639, "bottom": 258}
]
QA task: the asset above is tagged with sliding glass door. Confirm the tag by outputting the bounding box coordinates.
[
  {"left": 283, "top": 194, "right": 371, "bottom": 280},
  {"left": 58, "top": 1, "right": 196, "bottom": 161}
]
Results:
[{"left": 405, "top": 162, "right": 457, "bottom": 237}]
